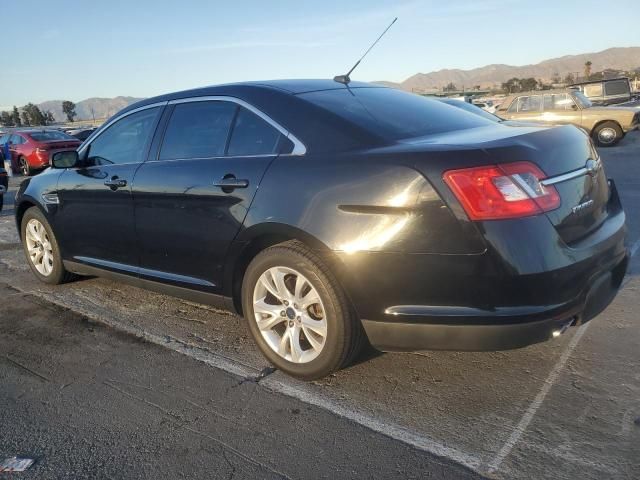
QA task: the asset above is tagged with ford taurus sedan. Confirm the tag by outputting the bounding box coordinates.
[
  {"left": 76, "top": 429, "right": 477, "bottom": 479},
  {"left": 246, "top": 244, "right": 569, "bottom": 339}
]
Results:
[{"left": 14, "top": 80, "right": 628, "bottom": 379}]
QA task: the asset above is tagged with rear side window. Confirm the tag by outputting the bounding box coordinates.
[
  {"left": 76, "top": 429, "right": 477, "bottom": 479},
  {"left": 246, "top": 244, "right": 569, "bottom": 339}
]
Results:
[
  {"left": 604, "top": 80, "right": 629, "bottom": 96},
  {"left": 87, "top": 107, "right": 160, "bottom": 166},
  {"left": 10, "top": 134, "right": 25, "bottom": 145},
  {"left": 584, "top": 84, "right": 603, "bottom": 97},
  {"left": 543, "top": 94, "right": 575, "bottom": 111},
  {"left": 160, "top": 101, "right": 236, "bottom": 160},
  {"left": 227, "top": 107, "right": 282, "bottom": 156},
  {"left": 299, "top": 88, "right": 493, "bottom": 141}
]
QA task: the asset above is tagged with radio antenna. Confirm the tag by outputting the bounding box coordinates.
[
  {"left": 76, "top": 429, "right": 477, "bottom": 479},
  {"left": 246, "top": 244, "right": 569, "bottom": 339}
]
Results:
[{"left": 333, "top": 17, "right": 397, "bottom": 85}]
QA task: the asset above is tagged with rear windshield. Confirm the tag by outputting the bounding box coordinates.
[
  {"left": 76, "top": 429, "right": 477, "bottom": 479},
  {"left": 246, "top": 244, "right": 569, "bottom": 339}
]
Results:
[
  {"left": 299, "top": 87, "right": 495, "bottom": 140},
  {"left": 27, "top": 131, "right": 76, "bottom": 142}
]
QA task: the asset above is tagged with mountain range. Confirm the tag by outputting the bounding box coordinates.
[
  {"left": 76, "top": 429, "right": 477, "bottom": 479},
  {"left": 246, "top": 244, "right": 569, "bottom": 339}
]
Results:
[
  {"left": 38, "top": 96, "right": 143, "bottom": 122},
  {"left": 32, "top": 47, "right": 640, "bottom": 121},
  {"left": 377, "top": 47, "right": 640, "bottom": 92}
]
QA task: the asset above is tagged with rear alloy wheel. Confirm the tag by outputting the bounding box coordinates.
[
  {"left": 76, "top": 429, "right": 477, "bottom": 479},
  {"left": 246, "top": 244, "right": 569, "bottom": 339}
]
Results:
[
  {"left": 19, "top": 157, "right": 31, "bottom": 176},
  {"left": 593, "top": 121, "right": 623, "bottom": 147},
  {"left": 21, "top": 207, "right": 76, "bottom": 285},
  {"left": 242, "top": 241, "right": 364, "bottom": 380},
  {"left": 253, "top": 266, "right": 328, "bottom": 364}
]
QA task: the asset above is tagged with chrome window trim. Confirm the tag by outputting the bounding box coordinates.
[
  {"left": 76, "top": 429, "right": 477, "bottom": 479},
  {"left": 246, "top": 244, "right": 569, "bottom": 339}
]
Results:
[
  {"left": 167, "top": 95, "right": 306, "bottom": 156},
  {"left": 540, "top": 168, "right": 587, "bottom": 186},
  {"left": 78, "top": 101, "right": 168, "bottom": 156}
]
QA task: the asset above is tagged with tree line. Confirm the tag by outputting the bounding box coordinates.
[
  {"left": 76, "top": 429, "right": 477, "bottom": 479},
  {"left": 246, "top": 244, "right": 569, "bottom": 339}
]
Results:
[{"left": 0, "top": 100, "right": 77, "bottom": 127}]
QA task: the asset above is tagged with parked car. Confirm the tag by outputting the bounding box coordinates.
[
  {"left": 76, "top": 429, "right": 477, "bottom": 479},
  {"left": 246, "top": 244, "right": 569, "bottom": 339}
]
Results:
[
  {"left": 7, "top": 129, "right": 81, "bottom": 176},
  {"left": 66, "top": 127, "right": 98, "bottom": 142},
  {"left": 570, "top": 78, "right": 633, "bottom": 106},
  {"left": 15, "top": 80, "right": 628, "bottom": 380},
  {"left": 0, "top": 161, "right": 7, "bottom": 211},
  {"left": 495, "top": 89, "right": 639, "bottom": 146}
]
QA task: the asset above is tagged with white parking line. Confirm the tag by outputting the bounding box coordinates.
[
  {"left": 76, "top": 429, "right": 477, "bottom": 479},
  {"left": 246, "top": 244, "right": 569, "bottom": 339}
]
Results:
[
  {"left": 486, "top": 322, "right": 590, "bottom": 473},
  {"left": 1, "top": 280, "right": 483, "bottom": 473}
]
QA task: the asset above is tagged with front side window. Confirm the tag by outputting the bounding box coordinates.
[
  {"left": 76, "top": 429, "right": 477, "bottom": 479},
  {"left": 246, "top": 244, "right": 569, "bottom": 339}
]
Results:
[
  {"left": 160, "top": 101, "right": 236, "bottom": 160},
  {"left": 87, "top": 107, "right": 160, "bottom": 166},
  {"left": 227, "top": 107, "right": 282, "bottom": 156},
  {"left": 584, "top": 84, "right": 603, "bottom": 98}
]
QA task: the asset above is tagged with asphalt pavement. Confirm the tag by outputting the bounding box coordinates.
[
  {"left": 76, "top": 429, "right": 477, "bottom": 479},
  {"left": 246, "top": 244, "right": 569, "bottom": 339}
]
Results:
[{"left": 1, "top": 131, "right": 639, "bottom": 479}]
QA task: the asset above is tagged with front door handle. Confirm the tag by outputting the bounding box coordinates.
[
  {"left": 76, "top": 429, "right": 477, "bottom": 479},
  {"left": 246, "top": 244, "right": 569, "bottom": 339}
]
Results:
[
  {"left": 104, "top": 176, "right": 127, "bottom": 190},
  {"left": 213, "top": 177, "right": 249, "bottom": 190}
]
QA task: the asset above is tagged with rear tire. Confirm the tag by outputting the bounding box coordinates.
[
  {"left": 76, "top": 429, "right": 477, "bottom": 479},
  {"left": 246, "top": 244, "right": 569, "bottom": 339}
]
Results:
[
  {"left": 21, "top": 207, "right": 76, "bottom": 285},
  {"left": 242, "top": 240, "right": 364, "bottom": 380},
  {"left": 592, "top": 121, "right": 623, "bottom": 147},
  {"left": 19, "top": 156, "right": 32, "bottom": 176}
]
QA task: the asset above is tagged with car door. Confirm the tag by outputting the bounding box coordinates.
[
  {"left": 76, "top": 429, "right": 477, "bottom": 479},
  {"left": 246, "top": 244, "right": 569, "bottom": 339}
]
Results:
[
  {"left": 541, "top": 93, "right": 582, "bottom": 127},
  {"left": 132, "top": 98, "right": 293, "bottom": 294},
  {"left": 54, "top": 104, "right": 163, "bottom": 271}
]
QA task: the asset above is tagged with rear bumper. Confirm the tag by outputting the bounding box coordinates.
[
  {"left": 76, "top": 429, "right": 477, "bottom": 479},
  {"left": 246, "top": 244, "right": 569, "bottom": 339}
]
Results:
[{"left": 362, "top": 251, "right": 628, "bottom": 351}]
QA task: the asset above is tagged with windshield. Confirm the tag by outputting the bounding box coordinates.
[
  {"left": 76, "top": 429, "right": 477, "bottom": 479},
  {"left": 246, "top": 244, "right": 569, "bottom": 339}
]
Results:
[
  {"left": 572, "top": 91, "right": 593, "bottom": 108},
  {"left": 299, "top": 87, "right": 496, "bottom": 141},
  {"left": 28, "top": 131, "right": 76, "bottom": 142}
]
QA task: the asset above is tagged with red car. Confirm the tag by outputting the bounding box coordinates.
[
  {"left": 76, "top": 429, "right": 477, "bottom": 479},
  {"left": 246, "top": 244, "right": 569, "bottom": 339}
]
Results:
[{"left": 7, "top": 129, "right": 81, "bottom": 176}]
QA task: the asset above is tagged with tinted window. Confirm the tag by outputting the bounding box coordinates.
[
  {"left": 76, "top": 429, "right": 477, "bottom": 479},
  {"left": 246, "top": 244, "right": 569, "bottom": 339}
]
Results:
[
  {"left": 160, "top": 101, "right": 236, "bottom": 160},
  {"left": 604, "top": 80, "right": 629, "bottom": 96},
  {"left": 0, "top": 134, "right": 9, "bottom": 144},
  {"left": 10, "top": 134, "right": 25, "bottom": 145},
  {"left": 28, "top": 131, "right": 75, "bottom": 142},
  {"left": 228, "top": 107, "right": 282, "bottom": 156},
  {"left": 300, "top": 88, "right": 494, "bottom": 140},
  {"left": 87, "top": 107, "right": 160, "bottom": 166},
  {"left": 542, "top": 94, "right": 575, "bottom": 111}
]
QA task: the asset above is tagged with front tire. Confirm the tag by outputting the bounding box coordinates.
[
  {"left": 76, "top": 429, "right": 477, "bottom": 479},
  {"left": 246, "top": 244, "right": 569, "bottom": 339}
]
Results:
[
  {"left": 242, "top": 241, "right": 364, "bottom": 380},
  {"left": 21, "top": 207, "right": 75, "bottom": 285},
  {"left": 592, "top": 121, "right": 623, "bottom": 147}
]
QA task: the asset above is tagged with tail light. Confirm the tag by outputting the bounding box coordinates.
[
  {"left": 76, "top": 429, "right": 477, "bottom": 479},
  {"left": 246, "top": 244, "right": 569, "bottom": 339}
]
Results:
[{"left": 443, "top": 161, "right": 560, "bottom": 220}]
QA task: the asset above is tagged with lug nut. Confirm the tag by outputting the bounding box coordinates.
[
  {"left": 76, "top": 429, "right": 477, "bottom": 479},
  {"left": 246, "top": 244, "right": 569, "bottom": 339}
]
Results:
[
  {"left": 284, "top": 301, "right": 289, "bottom": 306},
  {"left": 280, "top": 311, "right": 286, "bottom": 317}
]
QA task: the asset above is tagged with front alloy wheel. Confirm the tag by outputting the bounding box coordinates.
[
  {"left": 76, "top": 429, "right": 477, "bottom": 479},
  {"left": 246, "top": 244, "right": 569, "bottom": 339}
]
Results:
[
  {"left": 25, "top": 218, "right": 54, "bottom": 276},
  {"left": 21, "top": 207, "right": 76, "bottom": 285},
  {"left": 252, "top": 266, "right": 328, "bottom": 363}
]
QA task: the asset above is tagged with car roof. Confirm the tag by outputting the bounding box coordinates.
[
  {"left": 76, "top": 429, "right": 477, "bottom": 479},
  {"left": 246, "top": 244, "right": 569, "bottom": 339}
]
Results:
[
  {"left": 569, "top": 77, "right": 629, "bottom": 86},
  {"left": 121, "top": 79, "right": 379, "bottom": 114},
  {"left": 509, "top": 88, "right": 574, "bottom": 96}
]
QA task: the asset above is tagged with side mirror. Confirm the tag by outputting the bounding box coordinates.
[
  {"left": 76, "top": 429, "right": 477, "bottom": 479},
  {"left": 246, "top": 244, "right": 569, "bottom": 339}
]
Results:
[{"left": 52, "top": 150, "right": 79, "bottom": 169}]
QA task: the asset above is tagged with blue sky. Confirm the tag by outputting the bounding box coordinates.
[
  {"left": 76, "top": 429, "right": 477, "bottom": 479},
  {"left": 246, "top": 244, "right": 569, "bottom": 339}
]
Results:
[{"left": 1, "top": 0, "right": 637, "bottom": 107}]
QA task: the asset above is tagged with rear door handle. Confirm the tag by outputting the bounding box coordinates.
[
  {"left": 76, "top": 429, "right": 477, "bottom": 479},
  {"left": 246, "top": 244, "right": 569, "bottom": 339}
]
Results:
[
  {"left": 104, "top": 177, "right": 127, "bottom": 189},
  {"left": 213, "top": 177, "right": 249, "bottom": 190}
]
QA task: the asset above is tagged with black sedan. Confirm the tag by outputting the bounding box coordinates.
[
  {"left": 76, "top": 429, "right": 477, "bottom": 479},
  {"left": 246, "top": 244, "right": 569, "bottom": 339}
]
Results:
[{"left": 14, "top": 80, "right": 628, "bottom": 380}]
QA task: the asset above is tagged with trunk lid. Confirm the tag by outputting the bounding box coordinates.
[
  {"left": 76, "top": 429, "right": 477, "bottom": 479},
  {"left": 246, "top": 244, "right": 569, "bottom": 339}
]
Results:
[{"left": 401, "top": 124, "right": 610, "bottom": 244}]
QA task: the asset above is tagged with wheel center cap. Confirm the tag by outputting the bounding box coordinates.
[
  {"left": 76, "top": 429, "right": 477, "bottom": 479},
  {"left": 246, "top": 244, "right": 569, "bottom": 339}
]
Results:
[{"left": 285, "top": 307, "right": 296, "bottom": 320}]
